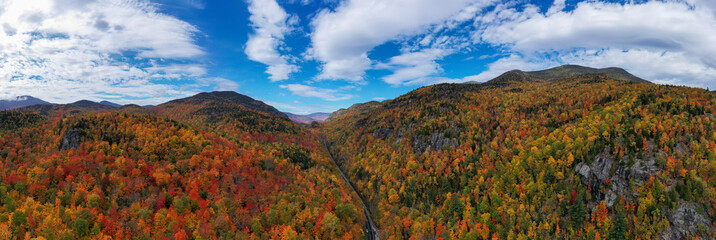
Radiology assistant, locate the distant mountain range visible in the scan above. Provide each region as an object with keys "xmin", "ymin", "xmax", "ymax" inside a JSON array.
[
  {"xmin": 0, "ymin": 96, "xmax": 51, "ymax": 110},
  {"xmin": 99, "ymin": 100, "xmax": 122, "ymax": 107},
  {"xmin": 285, "ymin": 112, "xmax": 331, "ymax": 124},
  {"xmin": 16, "ymin": 99, "xmax": 116, "ymax": 117},
  {"xmin": 0, "ymin": 65, "xmax": 656, "ymax": 118}
]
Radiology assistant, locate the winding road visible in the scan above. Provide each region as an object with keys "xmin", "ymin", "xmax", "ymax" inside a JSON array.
[{"xmin": 321, "ymin": 138, "xmax": 380, "ymax": 240}]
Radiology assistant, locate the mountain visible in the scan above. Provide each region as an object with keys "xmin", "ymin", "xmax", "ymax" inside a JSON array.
[
  {"xmin": 286, "ymin": 112, "xmax": 331, "ymax": 124},
  {"xmin": 486, "ymin": 64, "xmax": 649, "ymax": 86},
  {"xmin": 323, "ymin": 70, "xmax": 714, "ymax": 239},
  {"xmin": 151, "ymin": 91, "xmax": 297, "ymax": 134},
  {"xmin": 326, "ymin": 101, "xmax": 384, "ymax": 122},
  {"xmin": 99, "ymin": 100, "xmax": 122, "ymax": 107},
  {"xmin": 1, "ymin": 94, "xmax": 366, "ymax": 239},
  {"xmin": 161, "ymin": 91, "xmax": 288, "ymax": 119},
  {"xmin": 0, "ymin": 95, "xmax": 52, "ymax": 110},
  {"xmin": 15, "ymin": 99, "xmax": 116, "ymax": 117}
]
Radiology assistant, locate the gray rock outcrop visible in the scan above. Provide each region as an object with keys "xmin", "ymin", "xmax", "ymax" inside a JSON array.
[
  {"xmin": 574, "ymin": 146, "xmax": 659, "ymax": 207},
  {"xmin": 660, "ymin": 202, "xmax": 714, "ymax": 240}
]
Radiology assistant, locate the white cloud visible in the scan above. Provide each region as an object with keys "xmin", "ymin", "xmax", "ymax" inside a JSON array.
[
  {"xmin": 309, "ymin": 0, "xmax": 493, "ymax": 82},
  {"xmin": 197, "ymin": 77, "xmax": 240, "ymax": 91},
  {"xmin": 460, "ymin": 54, "xmax": 558, "ymax": 83},
  {"xmin": 379, "ymin": 48, "xmax": 452, "ymax": 85},
  {"xmin": 546, "ymin": 0, "xmax": 566, "ymax": 16},
  {"xmin": 0, "ymin": 0, "xmax": 226, "ymax": 104},
  {"xmin": 245, "ymin": 0, "xmax": 299, "ymax": 81},
  {"xmin": 279, "ymin": 83, "xmax": 353, "ymax": 101},
  {"xmin": 470, "ymin": 0, "xmax": 716, "ymax": 89}
]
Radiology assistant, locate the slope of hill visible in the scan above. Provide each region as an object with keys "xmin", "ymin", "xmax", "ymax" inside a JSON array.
[
  {"xmin": 1, "ymin": 95, "xmax": 367, "ymax": 238},
  {"xmin": 0, "ymin": 96, "xmax": 52, "ymax": 110},
  {"xmin": 326, "ymin": 101, "xmax": 384, "ymax": 122},
  {"xmin": 0, "ymin": 111, "xmax": 46, "ymax": 131},
  {"xmin": 15, "ymin": 100, "xmax": 116, "ymax": 117},
  {"xmin": 486, "ymin": 64, "xmax": 649, "ymax": 86},
  {"xmin": 323, "ymin": 73, "xmax": 715, "ymax": 239},
  {"xmin": 286, "ymin": 112, "xmax": 331, "ymax": 124}
]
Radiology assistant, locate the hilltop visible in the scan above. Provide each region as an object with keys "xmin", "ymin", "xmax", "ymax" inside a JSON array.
[
  {"xmin": 486, "ymin": 65, "xmax": 649, "ymax": 86},
  {"xmin": 0, "ymin": 96, "xmax": 51, "ymax": 110},
  {"xmin": 15, "ymin": 99, "xmax": 116, "ymax": 117},
  {"xmin": 162, "ymin": 91, "xmax": 288, "ymax": 119}
]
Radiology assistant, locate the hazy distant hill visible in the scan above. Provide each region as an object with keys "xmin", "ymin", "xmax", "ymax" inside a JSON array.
[
  {"xmin": 99, "ymin": 100, "xmax": 122, "ymax": 107},
  {"xmin": 15, "ymin": 99, "xmax": 115, "ymax": 117},
  {"xmin": 286, "ymin": 112, "xmax": 331, "ymax": 124},
  {"xmin": 0, "ymin": 95, "xmax": 51, "ymax": 110}
]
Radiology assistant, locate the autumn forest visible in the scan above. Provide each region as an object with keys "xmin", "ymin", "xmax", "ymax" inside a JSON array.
[{"xmin": 2, "ymin": 68, "xmax": 716, "ymax": 240}]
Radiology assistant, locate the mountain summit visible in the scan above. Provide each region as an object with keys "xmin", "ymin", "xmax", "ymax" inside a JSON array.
[
  {"xmin": 0, "ymin": 95, "xmax": 52, "ymax": 110},
  {"xmin": 487, "ymin": 65, "xmax": 649, "ymax": 85},
  {"xmin": 163, "ymin": 91, "xmax": 288, "ymax": 119}
]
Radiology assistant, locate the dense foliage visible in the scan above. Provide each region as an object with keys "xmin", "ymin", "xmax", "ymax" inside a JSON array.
[
  {"xmin": 0, "ymin": 94, "xmax": 366, "ymax": 239},
  {"xmin": 324, "ymin": 75, "xmax": 716, "ymax": 239}
]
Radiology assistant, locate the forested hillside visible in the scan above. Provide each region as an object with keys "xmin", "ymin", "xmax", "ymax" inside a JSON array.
[
  {"xmin": 324, "ymin": 74, "xmax": 716, "ymax": 239},
  {"xmin": 0, "ymin": 92, "xmax": 366, "ymax": 239}
]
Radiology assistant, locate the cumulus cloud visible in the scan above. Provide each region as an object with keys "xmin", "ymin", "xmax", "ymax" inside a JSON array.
[
  {"xmin": 198, "ymin": 77, "xmax": 240, "ymax": 91},
  {"xmin": 460, "ymin": 54, "xmax": 559, "ymax": 82},
  {"xmin": 0, "ymin": 0, "xmax": 232, "ymax": 104},
  {"xmin": 378, "ymin": 48, "xmax": 453, "ymax": 85},
  {"xmin": 471, "ymin": 0, "xmax": 716, "ymax": 88},
  {"xmin": 279, "ymin": 84, "xmax": 353, "ymax": 101},
  {"xmin": 245, "ymin": 0, "xmax": 299, "ymax": 81},
  {"xmin": 309, "ymin": 0, "xmax": 493, "ymax": 82}
]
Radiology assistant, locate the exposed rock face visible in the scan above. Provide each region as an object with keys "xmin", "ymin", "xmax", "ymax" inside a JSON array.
[
  {"xmin": 577, "ymin": 145, "xmax": 714, "ymax": 238},
  {"xmin": 60, "ymin": 128, "xmax": 82, "ymax": 150},
  {"xmin": 704, "ymin": 113, "xmax": 715, "ymax": 120},
  {"xmin": 574, "ymin": 146, "xmax": 659, "ymax": 207},
  {"xmin": 413, "ymin": 132, "xmax": 458, "ymax": 154},
  {"xmin": 660, "ymin": 202, "xmax": 714, "ymax": 240},
  {"xmin": 373, "ymin": 128, "xmax": 394, "ymax": 140}
]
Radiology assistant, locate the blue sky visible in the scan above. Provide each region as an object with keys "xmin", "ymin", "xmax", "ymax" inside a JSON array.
[{"xmin": 1, "ymin": 0, "xmax": 715, "ymax": 114}]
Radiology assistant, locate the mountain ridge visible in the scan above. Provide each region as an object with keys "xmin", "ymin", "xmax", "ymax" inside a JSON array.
[
  {"xmin": 99, "ymin": 100, "xmax": 122, "ymax": 107},
  {"xmin": 14, "ymin": 99, "xmax": 116, "ymax": 117},
  {"xmin": 161, "ymin": 91, "xmax": 288, "ymax": 119},
  {"xmin": 486, "ymin": 64, "xmax": 649, "ymax": 85}
]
